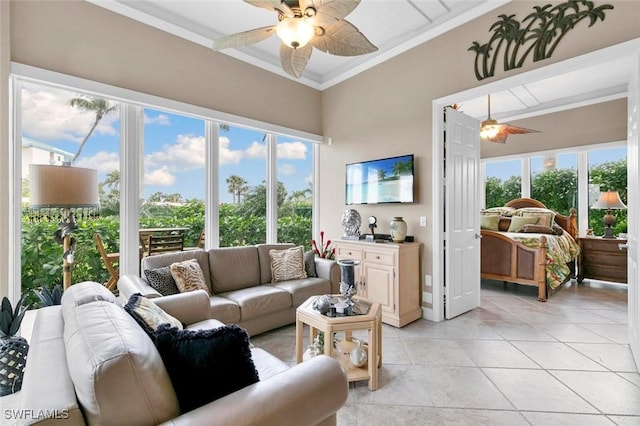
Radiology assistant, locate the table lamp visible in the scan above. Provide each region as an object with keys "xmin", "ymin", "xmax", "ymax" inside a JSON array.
[
  {"xmin": 591, "ymin": 190, "xmax": 627, "ymax": 238},
  {"xmin": 29, "ymin": 165, "xmax": 99, "ymax": 289}
]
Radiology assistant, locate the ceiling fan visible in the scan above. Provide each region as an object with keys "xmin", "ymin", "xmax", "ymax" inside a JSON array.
[
  {"xmin": 480, "ymin": 94, "xmax": 541, "ymax": 143},
  {"xmin": 212, "ymin": 0, "xmax": 378, "ymax": 78}
]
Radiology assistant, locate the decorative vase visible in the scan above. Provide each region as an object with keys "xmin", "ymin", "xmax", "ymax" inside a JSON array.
[
  {"xmin": 389, "ymin": 217, "xmax": 407, "ymax": 243},
  {"xmin": 350, "ymin": 339, "xmax": 368, "ymax": 368}
]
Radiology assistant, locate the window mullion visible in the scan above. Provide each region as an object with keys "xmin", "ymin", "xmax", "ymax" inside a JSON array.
[{"xmin": 266, "ymin": 133, "xmax": 277, "ymax": 243}]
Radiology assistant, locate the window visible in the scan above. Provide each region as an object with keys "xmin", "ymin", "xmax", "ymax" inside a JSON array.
[
  {"xmin": 530, "ymin": 153, "xmax": 577, "ymax": 215},
  {"xmin": 588, "ymin": 146, "xmax": 627, "ymax": 236},
  {"xmin": 277, "ymin": 135, "xmax": 313, "ymax": 249},
  {"xmin": 484, "ymin": 159, "xmax": 521, "ymax": 207}
]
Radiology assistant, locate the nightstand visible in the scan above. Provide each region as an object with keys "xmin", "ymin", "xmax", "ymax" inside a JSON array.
[{"xmin": 577, "ymin": 237, "xmax": 628, "ymax": 284}]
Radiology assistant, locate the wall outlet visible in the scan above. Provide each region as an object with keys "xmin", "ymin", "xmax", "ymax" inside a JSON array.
[{"xmin": 420, "ymin": 216, "xmax": 427, "ymax": 227}]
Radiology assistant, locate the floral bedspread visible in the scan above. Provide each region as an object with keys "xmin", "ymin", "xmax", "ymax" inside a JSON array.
[{"xmin": 503, "ymin": 232, "xmax": 581, "ymax": 289}]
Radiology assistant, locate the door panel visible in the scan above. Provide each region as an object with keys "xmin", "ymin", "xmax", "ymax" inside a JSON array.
[
  {"xmin": 628, "ymin": 54, "xmax": 640, "ymax": 370},
  {"xmin": 445, "ymin": 107, "xmax": 481, "ymax": 319},
  {"xmin": 363, "ymin": 263, "xmax": 395, "ymax": 315}
]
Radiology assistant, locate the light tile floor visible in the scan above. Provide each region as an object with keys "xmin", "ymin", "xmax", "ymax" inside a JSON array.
[{"xmin": 250, "ymin": 279, "xmax": 640, "ymax": 425}]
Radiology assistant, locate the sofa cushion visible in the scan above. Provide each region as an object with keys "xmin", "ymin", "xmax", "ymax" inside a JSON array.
[
  {"xmin": 142, "ymin": 250, "xmax": 212, "ymax": 291},
  {"xmin": 269, "ymin": 246, "xmax": 307, "ymax": 283},
  {"xmin": 273, "ymin": 277, "xmax": 332, "ymax": 306},
  {"xmin": 61, "ymin": 280, "xmax": 117, "ymax": 308},
  {"xmin": 154, "ymin": 324, "xmax": 259, "ymax": 413},
  {"xmin": 124, "ymin": 293, "xmax": 184, "ymax": 335},
  {"xmin": 144, "ymin": 266, "xmax": 180, "ymax": 296},
  {"xmin": 62, "ymin": 297, "xmax": 180, "ymax": 426},
  {"xmin": 209, "ymin": 246, "xmax": 261, "ymax": 293},
  {"xmin": 251, "ymin": 347, "xmax": 289, "ymax": 380},
  {"xmin": 219, "ymin": 286, "xmax": 292, "ymax": 321},
  {"xmin": 256, "ymin": 243, "xmax": 295, "ymax": 284},
  {"xmin": 170, "ymin": 259, "xmax": 210, "ymax": 295},
  {"xmin": 209, "ymin": 296, "xmax": 242, "ymax": 324}
]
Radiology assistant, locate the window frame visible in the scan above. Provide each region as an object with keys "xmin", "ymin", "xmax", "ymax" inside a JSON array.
[{"xmin": 10, "ymin": 63, "xmax": 322, "ymax": 297}]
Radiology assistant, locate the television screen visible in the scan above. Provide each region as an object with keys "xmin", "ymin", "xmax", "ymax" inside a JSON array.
[{"xmin": 345, "ymin": 154, "xmax": 414, "ymax": 205}]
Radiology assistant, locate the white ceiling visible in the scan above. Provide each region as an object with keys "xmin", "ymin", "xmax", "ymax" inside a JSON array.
[{"xmin": 89, "ymin": 0, "xmax": 631, "ymax": 120}]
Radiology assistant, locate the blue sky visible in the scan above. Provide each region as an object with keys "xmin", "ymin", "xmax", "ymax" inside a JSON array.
[
  {"xmin": 486, "ymin": 147, "xmax": 626, "ymax": 181},
  {"xmin": 21, "ymin": 82, "xmax": 313, "ymax": 203}
]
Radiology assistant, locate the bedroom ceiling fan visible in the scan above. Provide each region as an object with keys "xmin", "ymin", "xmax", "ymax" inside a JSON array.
[
  {"xmin": 212, "ymin": 0, "xmax": 378, "ymax": 78},
  {"xmin": 480, "ymin": 94, "xmax": 541, "ymax": 143}
]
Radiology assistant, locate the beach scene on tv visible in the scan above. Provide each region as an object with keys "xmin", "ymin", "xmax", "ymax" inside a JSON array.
[{"xmin": 346, "ymin": 155, "xmax": 414, "ymax": 204}]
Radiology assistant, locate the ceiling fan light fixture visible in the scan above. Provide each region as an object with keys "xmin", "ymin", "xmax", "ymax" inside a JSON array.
[
  {"xmin": 276, "ymin": 17, "xmax": 314, "ymax": 49},
  {"xmin": 480, "ymin": 119, "xmax": 500, "ymax": 140}
]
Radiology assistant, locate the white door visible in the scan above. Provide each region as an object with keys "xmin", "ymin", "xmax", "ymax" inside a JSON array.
[
  {"xmin": 628, "ymin": 54, "xmax": 640, "ymax": 369},
  {"xmin": 444, "ymin": 107, "xmax": 481, "ymax": 319}
]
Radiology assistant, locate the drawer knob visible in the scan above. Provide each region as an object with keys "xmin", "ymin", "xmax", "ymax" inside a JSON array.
[
  {"xmin": 348, "ymin": 251, "xmax": 352, "ymax": 255},
  {"xmin": 376, "ymin": 255, "xmax": 380, "ymax": 259}
]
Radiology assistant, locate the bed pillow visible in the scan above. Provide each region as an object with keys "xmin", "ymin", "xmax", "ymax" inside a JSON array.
[
  {"xmin": 521, "ymin": 224, "xmax": 556, "ymax": 235},
  {"xmin": 170, "ymin": 259, "xmax": 210, "ymax": 295},
  {"xmin": 269, "ymin": 246, "xmax": 307, "ymax": 283},
  {"xmin": 154, "ymin": 324, "xmax": 259, "ymax": 413},
  {"xmin": 514, "ymin": 208, "xmax": 556, "ymax": 228},
  {"xmin": 480, "ymin": 215, "xmax": 500, "ymax": 231},
  {"xmin": 483, "ymin": 206, "xmax": 516, "ymax": 217},
  {"xmin": 507, "ymin": 216, "xmax": 540, "ymax": 232}
]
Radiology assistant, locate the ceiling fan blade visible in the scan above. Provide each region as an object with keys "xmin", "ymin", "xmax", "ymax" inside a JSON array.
[
  {"xmin": 280, "ymin": 43, "xmax": 312, "ymax": 78},
  {"xmin": 212, "ymin": 26, "xmax": 276, "ymax": 51},
  {"xmin": 503, "ymin": 125, "xmax": 541, "ymax": 135},
  {"xmin": 311, "ymin": 20, "xmax": 377, "ymax": 57},
  {"xmin": 244, "ymin": 0, "xmax": 294, "ymax": 17},
  {"xmin": 301, "ymin": 0, "xmax": 360, "ymax": 28}
]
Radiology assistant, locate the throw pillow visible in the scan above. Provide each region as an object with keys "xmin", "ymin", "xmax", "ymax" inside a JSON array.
[
  {"xmin": 521, "ymin": 224, "xmax": 556, "ymax": 235},
  {"xmin": 270, "ymin": 246, "xmax": 307, "ymax": 283},
  {"xmin": 514, "ymin": 207, "xmax": 556, "ymax": 228},
  {"xmin": 154, "ymin": 324, "xmax": 260, "ymax": 413},
  {"xmin": 507, "ymin": 216, "xmax": 539, "ymax": 233},
  {"xmin": 124, "ymin": 293, "xmax": 183, "ymax": 335},
  {"xmin": 304, "ymin": 250, "xmax": 317, "ymax": 278},
  {"xmin": 480, "ymin": 215, "xmax": 500, "ymax": 231},
  {"xmin": 144, "ymin": 266, "xmax": 180, "ymax": 296},
  {"xmin": 170, "ymin": 259, "xmax": 210, "ymax": 295}
]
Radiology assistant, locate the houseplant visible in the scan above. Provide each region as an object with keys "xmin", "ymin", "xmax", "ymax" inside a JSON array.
[
  {"xmin": 0, "ymin": 294, "xmax": 30, "ymax": 395},
  {"xmin": 34, "ymin": 284, "xmax": 63, "ymax": 307}
]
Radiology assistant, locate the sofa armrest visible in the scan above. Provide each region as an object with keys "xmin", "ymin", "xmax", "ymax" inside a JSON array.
[
  {"xmin": 315, "ymin": 258, "xmax": 340, "ymax": 294},
  {"xmin": 118, "ymin": 274, "xmax": 162, "ymax": 300},
  {"xmin": 152, "ymin": 290, "xmax": 211, "ymax": 326},
  {"xmin": 162, "ymin": 355, "xmax": 348, "ymax": 426}
]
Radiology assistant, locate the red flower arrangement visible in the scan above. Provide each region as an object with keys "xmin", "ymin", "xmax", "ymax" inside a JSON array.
[{"xmin": 312, "ymin": 231, "xmax": 335, "ymax": 259}]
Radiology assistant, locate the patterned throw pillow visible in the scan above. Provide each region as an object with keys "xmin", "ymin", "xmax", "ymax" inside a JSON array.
[
  {"xmin": 124, "ymin": 293, "xmax": 183, "ymax": 335},
  {"xmin": 514, "ymin": 207, "xmax": 556, "ymax": 228},
  {"xmin": 270, "ymin": 246, "xmax": 307, "ymax": 283},
  {"xmin": 304, "ymin": 250, "xmax": 317, "ymax": 278},
  {"xmin": 170, "ymin": 259, "xmax": 210, "ymax": 295},
  {"xmin": 144, "ymin": 266, "xmax": 180, "ymax": 296},
  {"xmin": 480, "ymin": 215, "xmax": 500, "ymax": 231}
]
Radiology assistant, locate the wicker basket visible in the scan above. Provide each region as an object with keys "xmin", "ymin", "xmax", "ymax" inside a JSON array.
[{"xmin": 0, "ymin": 336, "xmax": 29, "ymax": 396}]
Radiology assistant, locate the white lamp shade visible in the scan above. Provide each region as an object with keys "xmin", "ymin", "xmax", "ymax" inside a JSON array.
[
  {"xmin": 29, "ymin": 164, "xmax": 99, "ymax": 208},
  {"xmin": 592, "ymin": 190, "xmax": 627, "ymax": 210}
]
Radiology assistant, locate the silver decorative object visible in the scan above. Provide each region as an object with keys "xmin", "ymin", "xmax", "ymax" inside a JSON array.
[
  {"xmin": 312, "ymin": 295, "xmax": 333, "ymax": 314},
  {"xmin": 350, "ymin": 339, "xmax": 368, "ymax": 368},
  {"xmin": 341, "ymin": 209, "xmax": 362, "ymax": 240}
]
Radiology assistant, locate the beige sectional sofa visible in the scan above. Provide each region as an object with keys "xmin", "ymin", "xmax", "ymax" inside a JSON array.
[
  {"xmin": 17, "ymin": 281, "xmax": 348, "ymax": 425},
  {"xmin": 118, "ymin": 244, "xmax": 340, "ymax": 336}
]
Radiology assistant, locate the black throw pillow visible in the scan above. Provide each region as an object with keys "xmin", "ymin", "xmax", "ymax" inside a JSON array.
[
  {"xmin": 154, "ymin": 324, "xmax": 260, "ymax": 413},
  {"xmin": 144, "ymin": 266, "xmax": 180, "ymax": 296},
  {"xmin": 304, "ymin": 250, "xmax": 317, "ymax": 278}
]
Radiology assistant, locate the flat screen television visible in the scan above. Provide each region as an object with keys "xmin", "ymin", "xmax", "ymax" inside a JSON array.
[{"xmin": 345, "ymin": 154, "xmax": 414, "ymax": 205}]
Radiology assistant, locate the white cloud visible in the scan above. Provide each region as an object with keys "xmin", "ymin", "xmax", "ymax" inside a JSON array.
[
  {"xmin": 144, "ymin": 113, "xmax": 170, "ymax": 125},
  {"xmin": 245, "ymin": 141, "xmax": 266, "ymax": 159},
  {"xmin": 75, "ymin": 151, "xmax": 120, "ymax": 174},
  {"xmin": 278, "ymin": 163, "xmax": 296, "ymax": 176},
  {"xmin": 21, "ymin": 83, "xmax": 119, "ymax": 143},
  {"xmin": 145, "ymin": 134, "xmax": 205, "ymax": 171},
  {"xmin": 145, "ymin": 166, "xmax": 176, "ymax": 186},
  {"xmin": 219, "ymin": 137, "xmax": 244, "ymax": 164},
  {"xmin": 277, "ymin": 141, "xmax": 307, "ymax": 159}
]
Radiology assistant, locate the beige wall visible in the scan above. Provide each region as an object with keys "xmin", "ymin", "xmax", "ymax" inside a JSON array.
[
  {"xmin": 481, "ymin": 99, "xmax": 628, "ymax": 158},
  {"xmin": 320, "ymin": 1, "xmax": 640, "ymax": 308}
]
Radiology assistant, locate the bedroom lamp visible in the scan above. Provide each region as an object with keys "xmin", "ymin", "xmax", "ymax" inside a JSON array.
[
  {"xmin": 592, "ymin": 190, "xmax": 627, "ymax": 238},
  {"xmin": 29, "ymin": 165, "xmax": 99, "ymax": 290}
]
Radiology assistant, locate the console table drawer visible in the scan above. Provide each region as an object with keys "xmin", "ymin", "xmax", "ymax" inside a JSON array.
[
  {"xmin": 580, "ymin": 238, "xmax": 625, "ymax": 253},
  {"xmin": 336, "ymin": 246, "xmax": 362, "ymax": 260},
  {"xmin": 364, "ymin": 250, "xmax": 394, "ymax": 266}
]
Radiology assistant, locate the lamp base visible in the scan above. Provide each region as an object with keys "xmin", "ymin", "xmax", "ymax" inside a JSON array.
[{"xmin": 602, "ymin": 226, "xmax": 616, "ymax": 238}]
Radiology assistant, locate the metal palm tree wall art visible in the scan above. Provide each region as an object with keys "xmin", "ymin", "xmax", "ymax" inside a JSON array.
[
  {"xmin": 469, "ymin": 1, "xmax": 614, "ymax": 81},
  {"xmin": 212, "ymin": 0, "xmax": 377, "ymax": 78}
]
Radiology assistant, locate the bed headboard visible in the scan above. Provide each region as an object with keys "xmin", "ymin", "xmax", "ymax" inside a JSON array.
[{"xmin": 504, "ymin": 198, "xmax": 578, "ymax": 239}]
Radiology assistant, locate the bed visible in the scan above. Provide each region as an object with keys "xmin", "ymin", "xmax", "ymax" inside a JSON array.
[{"xmin": 480, "ymin": 198, "xmax": 579, "ymax": 302}]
